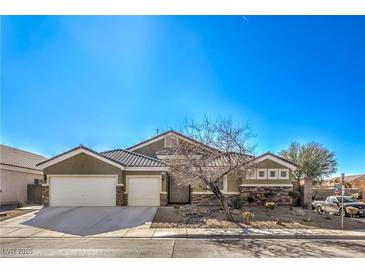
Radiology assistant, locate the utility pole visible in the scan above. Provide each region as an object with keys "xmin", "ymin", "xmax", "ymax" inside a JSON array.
[{"xmin": 341, "ymin": 173, "xmax": 345, "ymax": 229}]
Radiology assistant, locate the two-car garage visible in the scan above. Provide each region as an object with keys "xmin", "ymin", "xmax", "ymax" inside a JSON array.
[
  {"xmin": 48, "ymin": 175, "xmax": 161, "ymax": 207},
  {"xmin": 49, "ymin": 175, "xmax": 117, "ymax": 206},
  {"xmin": 38, "ymin": 146, "xmax": 167, "ymax": 207}
]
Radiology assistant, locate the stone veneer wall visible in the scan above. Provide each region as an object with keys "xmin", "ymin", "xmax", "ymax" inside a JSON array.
[
  {"xmin": 239, "ymin": 185, "xmax": 292, "ymax": 206},
  {"xmin": 116, "ymin": 185, "xmax": 124, "ymax": 206},
  {"xmin": 191, "ymin": 194, "xmax": 240, "ymax": 206},
  {"xmin": 160, "ymin": 193, "xmax": 168, "ymax": 206},
  {"xmin": 42, "ymin": 185, "xmax": 49, "ymax": 207},
  {"xmin": 122, "ymin": 194, "xmax": 128, "ymax": 206}
]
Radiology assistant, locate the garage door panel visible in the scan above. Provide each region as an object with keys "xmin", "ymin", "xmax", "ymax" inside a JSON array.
[
  {"xmin": 128, "ymin": 177, "xmax": 160, "ymax": 206},
  {"xmin": 50, "ymin": 176, "xmax": 116, "ymax": 206}
]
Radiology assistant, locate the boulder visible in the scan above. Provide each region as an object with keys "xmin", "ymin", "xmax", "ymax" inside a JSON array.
[{"xmin": 290, "ymin": 207, "xmax": 306, "ymax": 216}]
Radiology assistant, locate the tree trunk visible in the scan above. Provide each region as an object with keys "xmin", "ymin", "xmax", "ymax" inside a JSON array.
[
  {"xmin": 208, "ymin": 182, "xmax": 234, "ymax": 221},
  {"xmin": 220, "ymin": 195, "xmax": 234, "ymax": 221}
]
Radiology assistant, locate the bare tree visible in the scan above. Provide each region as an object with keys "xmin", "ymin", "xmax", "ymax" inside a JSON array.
[{"xmin": 167, "ymin": 117, "xmax": 255, "ymax": 221}]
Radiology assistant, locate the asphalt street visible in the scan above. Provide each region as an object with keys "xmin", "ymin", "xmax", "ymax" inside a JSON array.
[{"xmin": 1, "ymin": 238, "xmax": 365, "ymax": 258}]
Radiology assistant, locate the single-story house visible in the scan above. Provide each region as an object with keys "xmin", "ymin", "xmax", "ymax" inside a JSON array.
[
  {"xmin": 37, "ymin": 130, "xmax": 297, "ymax": 207},
  {"xmin": 0, "ymin": 144, "xmax": 47, "ymax": 204}
]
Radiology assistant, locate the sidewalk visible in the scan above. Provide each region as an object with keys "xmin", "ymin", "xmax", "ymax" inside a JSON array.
[{"xmin": 1, "ymin": 227, "xmax": 365, "ymax": 239}]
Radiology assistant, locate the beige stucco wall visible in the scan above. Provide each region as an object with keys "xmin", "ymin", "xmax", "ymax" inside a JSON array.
[
  {"xmin": 133, "ymin": 139, "xmax": 165, "ymax": 158},
  {"xmin": 0, "ymin": 168, "xmax": 43, "ymax": 203},
  {"xmin": 43, "ymin": 153, "xmax": 123, "ymax": 185}
]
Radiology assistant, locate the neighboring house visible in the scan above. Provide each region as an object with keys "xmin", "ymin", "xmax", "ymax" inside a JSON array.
[
  {"xmin": 324, "ymin": 174, "xmax": 365, "ymax": 188},
  {"xmin": 325, "ymin": 174, "xmax": 365, "ymax": 200},
  {"xmin": 0, "ymin": 144, "xmax": 47, "ymax": 204},
  {"xmin": 37, "ymin": 130, "xmax": 297, "ymax": 207}
]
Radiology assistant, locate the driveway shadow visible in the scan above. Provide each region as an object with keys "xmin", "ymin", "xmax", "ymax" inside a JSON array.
[{"xmin": 22, "ymin": 207, "xmax": 157, "ymax": 236}]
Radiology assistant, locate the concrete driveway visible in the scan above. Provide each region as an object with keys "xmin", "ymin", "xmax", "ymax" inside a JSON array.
[{"xmin": 0, "ymin": 207, "xmax": 157, "ymax": 237}]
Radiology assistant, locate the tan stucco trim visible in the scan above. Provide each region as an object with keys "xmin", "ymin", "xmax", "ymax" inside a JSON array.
[{"xmin": 250, "ymin": 154, "xmax": 297, "ymax": 170}]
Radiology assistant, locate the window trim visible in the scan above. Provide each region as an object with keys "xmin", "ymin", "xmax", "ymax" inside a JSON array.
[
  {"xmin": 268, "ymin": 169, "xmax": 278, "ymax": 180},
  {"xmin": 278, "ymin": 169, "xmax": 289, "ymax": 179},
  {"xmin": 257, "ymin": 169, "xmax": 267, "ymax": 180}
]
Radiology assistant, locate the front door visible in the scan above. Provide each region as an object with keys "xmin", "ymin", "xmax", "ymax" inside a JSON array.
[{"xmin": 168, "ymin": 175, "xmax": 190, "ymax": 204}]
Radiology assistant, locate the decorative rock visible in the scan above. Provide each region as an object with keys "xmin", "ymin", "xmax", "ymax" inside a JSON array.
[{"xmin": 290, "ymin": 207, "xmax": 306, "ymax": 216}]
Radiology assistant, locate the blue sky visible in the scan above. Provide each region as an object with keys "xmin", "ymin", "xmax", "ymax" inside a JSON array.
[{"xmin": 1, "ymin": 16, "xmax": 364, "ymax": 176}]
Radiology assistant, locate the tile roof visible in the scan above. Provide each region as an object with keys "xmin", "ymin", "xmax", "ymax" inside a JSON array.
[
  {"xmin": 37, "ymin": 145, "xmax": 166, "ymax": 168},
  {"xmin": 101, "ymin": 149, "xmax": 166, "ymax": 167},
  {"xmin": 0, "ymin": 144, "xmax": 47, "ymax": 171}
]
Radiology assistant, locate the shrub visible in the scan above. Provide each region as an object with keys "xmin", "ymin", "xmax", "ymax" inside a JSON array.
[
  {"xmin": 242, "ymin": 211, "xmax": 255, "ymax": 225},
  {"xmin": 265, "ymin": 202, "xmax": 277, "ymax": 216},
  {"xmin": 230, "ymin": 196, "xmax": 243, "ymax": 210},
  {"xmin": 264, "ymin": 192, "xmax": 275, "ymax": 198},
  {"xmin": 288, "ymin": 191, "xmax": 300, "ymax": 206},
  {"xmin": 265, "ymin": 202, "xmax": 277, "ymax": 210},
  {"xmin": 16, "ymin": 200, "xmax": 24, "ymax": 208},
  {"xmin": 352, "ymin": 193, "xmax": 360, "ymax": 200},
  {"xmin": 247, "ymin": 196, "xmax": 255, "ymax": 206}
]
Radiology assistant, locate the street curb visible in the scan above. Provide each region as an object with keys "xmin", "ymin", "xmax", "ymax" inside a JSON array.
[{"xmin": 2, "ymin": 235, "xmax": 365, "ymax": 240}]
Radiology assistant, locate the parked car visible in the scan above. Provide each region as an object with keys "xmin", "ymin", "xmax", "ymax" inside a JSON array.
[{"xmin": 312, "ymin": 196, "xmax": 365, "ymax": 217}]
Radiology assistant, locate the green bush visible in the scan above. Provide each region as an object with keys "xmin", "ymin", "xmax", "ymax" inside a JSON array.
[
  {"xmin": 288, "ymin": 191, "xmax": 301, "ymax": 206},
  {"xmin": 352, "ymin": 193, "xmax": 360, "ymax": 200},
  {"xmin": 16, "ymin": 200, "xmax": 24, "ymax": 208},
  {"xmin": 265, "ymin": 202, "xmax": 277, "ymax": 216},
  {"xmin": 265, "ymin": 202, "xmax": 277, "ymax": 210},
  {"xmin": 230, "ymin": 196, "xmax": 243, "ymax": 210},
  {"xmin": 247, "ymin": 196, "xmax": 255, "ymax": 205}
]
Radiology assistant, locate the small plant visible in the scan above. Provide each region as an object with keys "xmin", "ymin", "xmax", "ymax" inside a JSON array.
[
  {"xmin": 16, "ymin": 200, "xmax": 24, "ymax": 208},
  {"xmin": 242, "ymin": 211, "xmax": 255, "ymax": 225},
  {"xmin": 288, "ymin": 191, "xmax": 301, "ymax": 206},
  {"xmin": 352, "ymin": 193, "xmax": 360, "ymax": 200},
  {"xmin": 230, "ymin": 196, "xmax": 243, "ymax": 210},
  {"xmin": 265, "ymin": 202, "xmax": 277, "ymax": 216},
  {"xmin": 246, "ymin": 196, "xmax": 255, "ymax": 206}
]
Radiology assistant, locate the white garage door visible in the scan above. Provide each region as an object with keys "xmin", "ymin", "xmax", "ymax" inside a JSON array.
[
  {"xmin": 128, "ymin": 176, "xmax": 161, "ymax": 206},
  {"xmin": 49, "ymin": 175, "xmax": 117, "ymax": 206}
]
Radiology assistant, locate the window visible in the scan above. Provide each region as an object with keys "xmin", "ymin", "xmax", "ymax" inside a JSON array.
[
  {"xmin": 257, "ymin": 169, "xmax": 267, "ymax": 179},
  {"xmin": 246, "ymin": 169, "xmax": 256, "ymax": 179},
  {"xmin": 268, "ymin": 169, "xmax": 278, "ymax": 179},
  {"xmin": 278, "ymin": 169, "xmax": 289, "ymax": 179}
]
